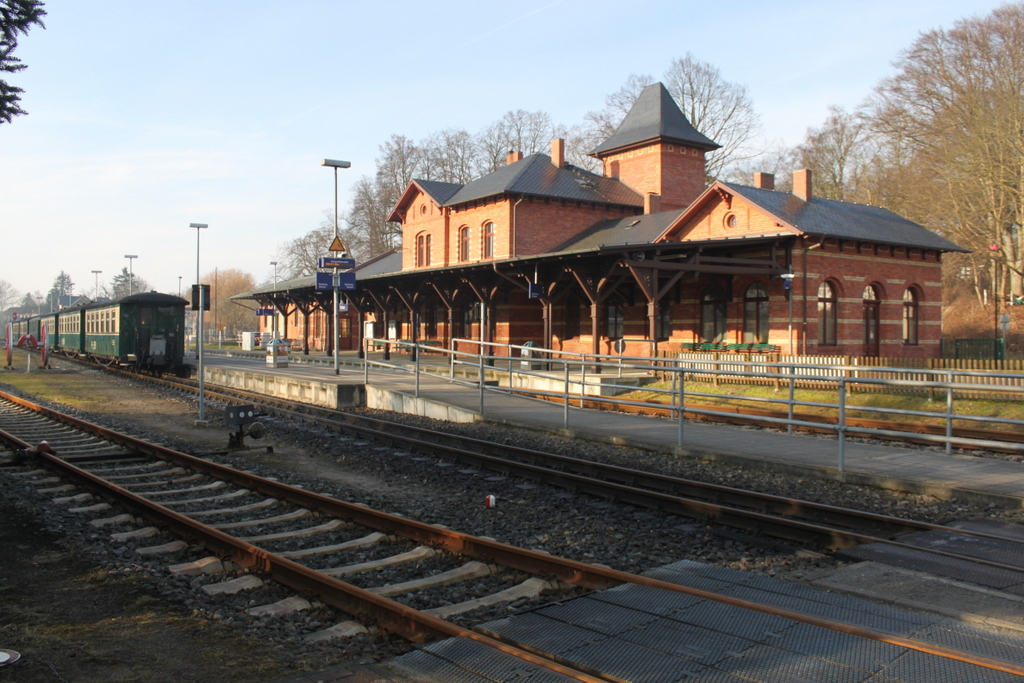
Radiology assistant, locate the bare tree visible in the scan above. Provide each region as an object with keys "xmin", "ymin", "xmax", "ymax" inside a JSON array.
[
  {"xmin": 793, "ymin": 106, "xmax": 866, "ymax": 201},
  {"xmin": 476, "ymin": 109, "xmax": 555, "ymax": 174},
  {"xmin": 662, "ymin": 54, "xmax": 761, "ymax": 179},
  {"xmin": 0, "ymin": 278, "xmax": 19, "ymax": 313},
  {"xmin": 345, "ymin": 175, "xmax": 402, "ymax": 258},
  {"xmin": 582, "ymin": 73, "xmax": 654, "ymax": 140},
  {"xmin": 865, "ymin": 3, "xmax": 1024, "ymax": 296},
  {"xmin": 205, "ymin": 268, "xmax": 256, "ymax": 336},
  {"xmin": 375, "ymin": 134, "xmax": 424, "ymax": 198},
  {"xmin": 277, "ymin": 217, "xmax": 336, "ymax": 278},
  {"xmin": 722, "ymin": 143, "xmax": 797, "ymax": 191},
  {"xmin": 420, "ymin": 128, "xmax": 479, "ymax": 183},
  {"xmin": 578, "ymin": 59, "xmax": 761, "ymax": 180}
]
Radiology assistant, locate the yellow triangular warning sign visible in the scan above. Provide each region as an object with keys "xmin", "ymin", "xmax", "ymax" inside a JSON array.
[{"xmin": 328, "ymin": 236, "xmax": 346, "ymax": 253}]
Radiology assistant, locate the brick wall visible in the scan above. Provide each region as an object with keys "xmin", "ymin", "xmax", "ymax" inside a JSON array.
[{"xmin": 602, "ymin": 142, "xmax": 707, "ymax": 212}]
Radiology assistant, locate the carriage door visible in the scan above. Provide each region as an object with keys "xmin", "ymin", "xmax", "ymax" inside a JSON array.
[{"xmin": 862, "ymin": 285, "xmax": 880, "ymax": 357}]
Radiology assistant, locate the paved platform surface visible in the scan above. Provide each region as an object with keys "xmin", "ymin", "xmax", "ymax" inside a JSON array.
[
  {"xmin": 199, "ymin": 350, "xmax": 1024, "ymax": 507},
  {"xmin": 277, "ymin": 560, "xmax": 1024, "ymax": 682}
]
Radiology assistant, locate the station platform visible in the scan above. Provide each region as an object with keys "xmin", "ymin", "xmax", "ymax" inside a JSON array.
[{"xmin": 197, "ymin": 350, "xmax": 1024, "ymax": 508}]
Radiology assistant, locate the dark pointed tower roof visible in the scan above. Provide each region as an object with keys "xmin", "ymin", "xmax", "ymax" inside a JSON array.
[{"xmin": 590, "ymin": 82, "xmax": 720, "ymax": 156}]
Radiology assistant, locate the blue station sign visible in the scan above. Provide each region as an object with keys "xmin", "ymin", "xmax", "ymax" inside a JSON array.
[
  {"xmin": 318, "ymin": 257, "xmax": 355, "ymax": 269},
  {"xmin": 315, "ymin": 272, "xmax": 357, "ymax": 291}
]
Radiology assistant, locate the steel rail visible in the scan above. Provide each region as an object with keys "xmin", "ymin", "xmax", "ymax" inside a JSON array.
[
  {"xmin": 5, "ymin": 402, "xmax": 1024, "ymax": 676},
  {"xmin": 138, "ymin": 378, "xmax": 1024, "ymax": 553},
  {"xmin": 51, "ymin": 373, "xmax": 1024, "ymax": 568}
]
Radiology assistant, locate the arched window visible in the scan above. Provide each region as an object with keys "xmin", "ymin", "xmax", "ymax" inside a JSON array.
[
  {"xmin": 700, "ymin": 283, "xmax": 728, "ymax": 342},
  {"xmin": 903, "ymin": 288, "xmax": 919, "ymax": 345},
  {"xmin": 742, "ymin": 282, "xmax": 769, "ymax": 343},
  {"xmin": 817, "ymin": 281, "xmax": 838, "ymax": 346},
  {"xmin": 863, "ymin": 284, "xmax": 881, "ymax": 356},
  {"xmin": 483, "ymin": 222, "xmax": 496, "ymax": 259},
  {"xmin": 459, "ymin": 227, "xmax": 471, "ymax": 261},
  {"xmin": 415, "ymin": 233, "xmax": 432, "ymax": 267}
]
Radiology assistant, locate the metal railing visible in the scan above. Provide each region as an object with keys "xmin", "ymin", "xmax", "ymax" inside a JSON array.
[{"xmin": 360, "ymin": 337, "xmax": 1024, "ymax": 471}]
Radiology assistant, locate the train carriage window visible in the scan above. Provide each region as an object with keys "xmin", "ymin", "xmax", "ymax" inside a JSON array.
[{"xmin": 140, "ymin": 307, "xmax": 153, "ymax": 325}]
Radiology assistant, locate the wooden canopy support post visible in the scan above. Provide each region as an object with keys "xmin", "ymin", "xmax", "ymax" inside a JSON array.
[
  {"xmin": 429, "ymin": 281, "xmax": 459, "ymax": 354},
  {"xmin": 365, "ymin": 289, "xmax": 395, "ymax": 360},
  {"xmin": 392, "ymin": 284, "xmax": 423, "ymax": 361},
  {"xmin": 461, "ymin": 275, "xmax": 505, "ymax": 357},
  {"xmin": 626, "ymin": 259, "xmax": 684, "ymax": 358},
  {"xmin": 567, "ymin": 259, "xmax": 628, "ymax": 373}
]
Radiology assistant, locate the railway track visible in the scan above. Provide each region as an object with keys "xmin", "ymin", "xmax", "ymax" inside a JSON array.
[
  {"xmin": 104, "ymin": 373, "xmax": 1024, "ymax": 567},
  {"xmin": 5, "ymin": 390, "xmax": 1024, "ymax": 679}
]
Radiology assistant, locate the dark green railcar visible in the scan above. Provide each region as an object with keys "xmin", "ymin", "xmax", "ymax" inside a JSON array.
[
  {"xmin": 57, "ymin": 302, "xmax": 88, "ymax": 354},
  {"xmin": 37, "ymin": 313, "xmax": 57, "ymax": 347},
  {"xmin": 84, "ymin": 292, "xmax": 188, "ymax": 371}
]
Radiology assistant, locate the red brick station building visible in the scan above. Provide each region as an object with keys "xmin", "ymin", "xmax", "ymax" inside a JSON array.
[{"xmin": 239, "ymin": 83, "xmax": 965, "ymax": 360}]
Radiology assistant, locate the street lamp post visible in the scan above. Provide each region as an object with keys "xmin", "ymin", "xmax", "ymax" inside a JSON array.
[
  {"xmin": 322, "ymin": 158, "xmax": 351, "ymax": 375},
  {"xmin": 91, "ymin": 270, "xmax": 102, "ymax": 300},
  {"xmin": 781, "ymin": 273, "xmax": 795, "ymax": 355},
  {"xmin": 124, "ymin": 255, "xmax": 138, "ymax": 296},
  {"xmin": 269, "ymin": 261, "xmax": 278, "ymax": 341},
  {"xmin": 189, "ymin": 223, "xmax": 208, "ymax": 425}
]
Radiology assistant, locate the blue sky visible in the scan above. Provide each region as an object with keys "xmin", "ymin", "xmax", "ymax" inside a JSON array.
[{"xmin": 0, "ymin": 0, "xmax": 1008, "ymax": 301}]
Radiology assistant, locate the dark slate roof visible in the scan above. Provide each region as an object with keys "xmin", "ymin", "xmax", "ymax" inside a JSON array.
[
  {"xmin": 353, "ymin": 249, "xmax": 402, "ymax": 278},
  {"xmin": 590, "ymin": 82, "xmax": 720, "ymax": 156},
  {"xmin": 722, "ymin": 183, "xmax": 968, "ymax": 252},
  {"xmin": 241, "ymin": 275, "xmax": 315, "ymax": 297},
  {"xmin": 432, "ymin": 154, "xmax": 643, "ymax": 208},
  {"xmin": 414, "ymin": 179, "xmax": 463, "ymax": 206},
  {"xmin": 553, "ymin": 210, "xmax": 685, "ymax": 253}
]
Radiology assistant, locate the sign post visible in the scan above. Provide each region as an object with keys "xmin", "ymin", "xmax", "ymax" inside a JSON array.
[{"xmin": 326, "ymin": 242, "xmax": 349, "ymax": 375}]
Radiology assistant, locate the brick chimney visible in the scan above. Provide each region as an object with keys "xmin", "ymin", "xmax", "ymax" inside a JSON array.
[
  {"xmin": 551, "ymin": 138, "xmax": 565, "ymax": 168},
  {"xmin": 793, "ymin": 168, "xmax": 812, "ymax": 201},
  {"xmin": 506, "ymin": 151, "xmax": 523, "ymax": 165},
  {"xmin": 644, "ymin": 193, "xmax": 661, "ymax": 214},
  {"xmin": 753, "ymin": 172, "xmax": 775, "ymax": 190}
]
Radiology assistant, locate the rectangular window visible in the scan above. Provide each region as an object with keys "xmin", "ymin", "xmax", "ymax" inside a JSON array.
[
  {"xmin": 656, "ymin": 304, "xmax": 671, "ymax": 341},
  {"xmin": 606, "ymin": 304, "xmax": 624, "ymax": 339},
  {"xmin": 564, "ymin": 300, "xmax": 581, "ymax": 339}
]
